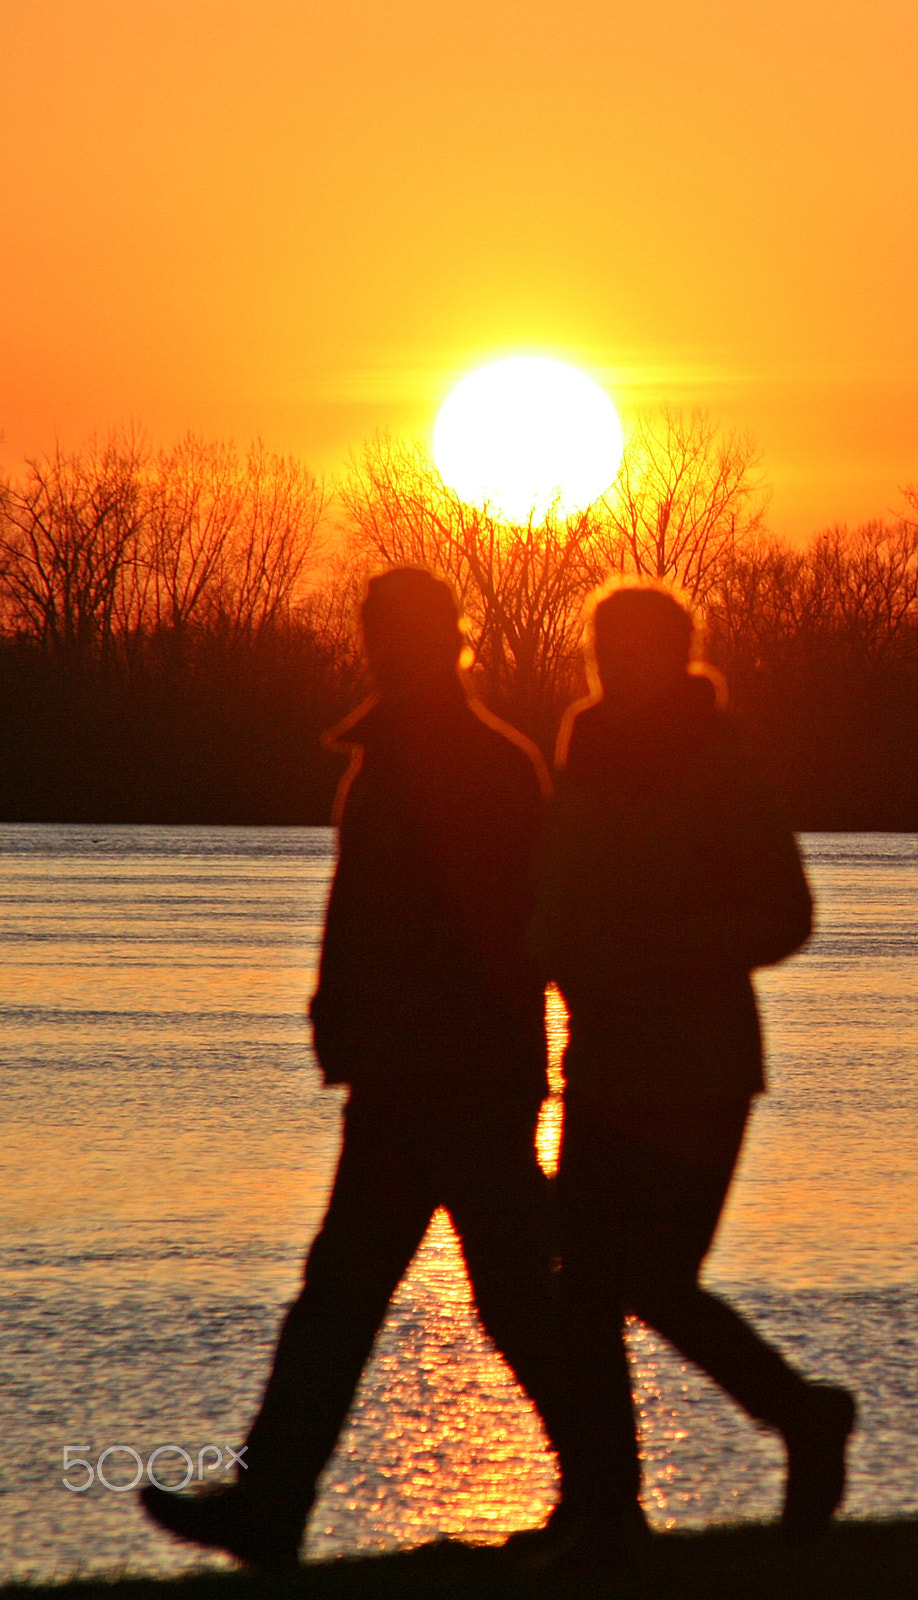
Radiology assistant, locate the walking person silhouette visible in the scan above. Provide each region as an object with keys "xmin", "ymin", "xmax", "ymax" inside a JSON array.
[
  {"xmin": 530, "ymin": 581, "xmax": 856, "ymax": 1550},
  {"xmin": 142, "ymin": 566, "xmax": 577, "ymax": 1569}
]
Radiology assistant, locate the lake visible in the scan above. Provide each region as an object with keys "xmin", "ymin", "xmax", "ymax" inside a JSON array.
[{"xmin": 0, "ymin": 826, "xmax": 916, "ymax": 1579}]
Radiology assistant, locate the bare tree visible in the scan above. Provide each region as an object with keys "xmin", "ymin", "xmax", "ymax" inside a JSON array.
[
  {"xmin": 808, "ymin": 520, "xmax": 918, "ymax": 666},
  {"xmin": 706, "ymin": 515, "xmax": 918, "ymax": 715},
  {"xmin": 0, "ymin": 431, "xmax": 148, "ymax": 659},
  {"xmin": 145, "ymin": 435, "xmax": 242, "ymax": 643},
  {"xmin": 340, "ymin": 433, "xmax": 598, "ymax": 739},
  {"xmin": 0, "ymin": 430, "xmax": 326, "ymax": 660},
  {"xmin": 299, "ymin": 548, "xmax": 365, "ymax": 669},
  {"xmin": 216, "ymin": 442, "xmax": 324, "ymax": 642},
  {"xmin": 592, "ymin": 407, "xmax": 769, "ymax": 604},
  {"xmin": 144, "ymin": 436, "xmax": 324, "ymax": 647},
  {"xmin": 706, "ymin": 537, "xmax": 809, "ymax": 672}
]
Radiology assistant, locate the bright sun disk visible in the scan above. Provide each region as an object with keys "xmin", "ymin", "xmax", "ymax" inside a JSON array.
[{"xmin": 433, "ymin": 356, "xmax": 623, "ymax": 521}]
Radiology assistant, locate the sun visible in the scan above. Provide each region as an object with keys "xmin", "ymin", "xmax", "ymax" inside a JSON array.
[{"xmin": 433, "ymin": 356, "xmax": 624, "ymax": 521}]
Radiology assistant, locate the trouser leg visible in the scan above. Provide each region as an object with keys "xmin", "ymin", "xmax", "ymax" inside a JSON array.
[
  {"xmin": 243, "ymin": 1098, "xmax": 431, "ymax": 1523},
  {"xmin": 633, "ymin": 1279, "xmax": 812, "ymax": 1432},
  {"xmin": 553, "ymin": 1112, "xmax": 642, "ymax": 1525},
  {"xmin": 448, "ymin": 1099, "xmax": 641, "ymax": 1535},
  {"xmin": 613, "ymin": 1103, "xmax": 811, "ymax": 1435},
  {"xmin": 448, "ymin": 1116, "xmax": 572, "ymax": 1464}
]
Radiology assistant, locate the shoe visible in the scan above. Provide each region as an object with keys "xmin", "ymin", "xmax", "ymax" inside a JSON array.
[
  {"xmin": 502, "ymin": 1505, "xmax": 587, "ymax": 1572},
  {"xmin": 781, "ymin": 1383, "xmax": 857, "ymax": 1542},
  {"xmin": 503, "ymin": 1499, "xmax": 650, "ymax": 1576},
  {"xmin": 139, "ymin": 1482, "xmax": 301, "ymax": 1571}
]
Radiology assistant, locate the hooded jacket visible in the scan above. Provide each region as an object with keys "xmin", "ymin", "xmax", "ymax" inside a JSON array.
[{"xmin": 530, "ymin": 675, "xmax": 813, "ymax": 1102}]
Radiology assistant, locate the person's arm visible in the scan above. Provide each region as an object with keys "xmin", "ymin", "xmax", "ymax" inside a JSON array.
[
  {"xmin": 308, "ymin": 773, "xmax": 389, "ymax": 1085},
  {"xmin": 677, "ymin": 730, "xmax": 813, "ymax": 973},
  {"xmin": 720, "ymin": 777, "xmax": 813, "ymax": 970}
]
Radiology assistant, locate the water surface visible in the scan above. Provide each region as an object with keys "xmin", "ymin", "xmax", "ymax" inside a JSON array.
[{"xmin": 0, "ymin": 826, "xmax": 915, "ymax": 1578}]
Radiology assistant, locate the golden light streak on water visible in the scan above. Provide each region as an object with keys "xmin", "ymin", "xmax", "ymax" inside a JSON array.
[{"xmin": 535, "ymin": 985, "xmax": 567, "ymax": 1176}]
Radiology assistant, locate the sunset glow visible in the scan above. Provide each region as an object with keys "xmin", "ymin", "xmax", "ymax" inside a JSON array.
[
  {"xmin": 433, "ymin": 357, "xmax": 623, "ymax": 520},
  {"xmin": 2, "ymin": 3, "xmax": 917, "ymax": 538}
]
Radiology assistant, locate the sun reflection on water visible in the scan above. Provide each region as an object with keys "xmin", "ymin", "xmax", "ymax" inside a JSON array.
[
  {"xmin": 535, "ymin": 985, "xmax": 567, "ymax": 1177},
  {"xmin": 311, "ymin": 1203, "xmax": 558, "ymax": 1554}
]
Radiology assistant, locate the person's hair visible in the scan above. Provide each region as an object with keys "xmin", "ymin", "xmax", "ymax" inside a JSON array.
[
  {"xmin": 360, "ymin": 566, "xmax": 464, "ymax": 684},
  {"xmin": 581, "ymin": 578, "xmax": 727, "ymax": 707},
  {"xmin": 590, "ymin": 581, "xmax": 696, "ymax": 670}
]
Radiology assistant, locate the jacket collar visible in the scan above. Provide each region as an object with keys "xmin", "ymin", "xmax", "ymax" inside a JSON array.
[{"xmin": 322, "ymin": 679, "xmax": 472, "ymax": 754}]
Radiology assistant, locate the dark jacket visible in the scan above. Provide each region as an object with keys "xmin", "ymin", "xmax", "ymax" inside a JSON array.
[
  {"xmin": 530, "ymin": 675, "xmax": 813, "ymax": 1101},
  {"xmin": 310, "ymin": 684, "xmax": 551, "ymax": 1109}
]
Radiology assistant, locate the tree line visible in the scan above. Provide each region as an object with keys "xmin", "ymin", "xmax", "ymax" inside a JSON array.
[{"xmin": 1, "ymin": 416, "xmax": 916, "ymax": 828}]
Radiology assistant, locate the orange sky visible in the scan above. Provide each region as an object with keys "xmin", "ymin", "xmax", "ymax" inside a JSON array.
[{"xmin": 2, "ymin": 0, "xmax": 916, "ymax": 541}]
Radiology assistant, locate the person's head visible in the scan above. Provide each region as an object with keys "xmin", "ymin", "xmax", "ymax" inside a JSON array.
[
  {"xmin": 361, "ymin": 566, "xmax": 466, "ymax": 698},
  {"xmin": 587, "ymin": 582, "xmax": 698, "ymax": 707}
]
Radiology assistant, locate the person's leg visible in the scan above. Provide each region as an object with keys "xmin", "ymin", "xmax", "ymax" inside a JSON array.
[
  {"xmin": 551, "ymin": 1098, "xmax": 643, "ymax": 1539},
  {"xmin": 242, "ymin": 1093, "xmax": 433, "ymax": 1524},
  {"xmin": 614, "ymin": 1097, "xmax": 856, "ymax": 1538},
  {"xmin": 446, "ymin": 1098, "xmax": 642, "ymax": 1548},
  {"xmin": 142, "ymin": 1091, "xmax": 434, "ymax": 1563},
  {"xmin": 613, "ymin": 1099, "xmax": 814, "ymax": 1431}
]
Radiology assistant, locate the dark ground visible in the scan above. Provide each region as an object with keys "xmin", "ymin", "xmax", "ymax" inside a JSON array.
[{"xmin": 4, "ymin": 1521, "xmax": 918, "ymax": 1600}]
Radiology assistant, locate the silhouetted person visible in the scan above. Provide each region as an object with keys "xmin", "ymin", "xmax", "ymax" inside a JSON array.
[
  {"xmin": 531, "ymin": 582, "xmax": 856, "ymax": 1547},
  {"xmin": 142, "ymin": 567, "xmax": 574, "ymax": 1569}
]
